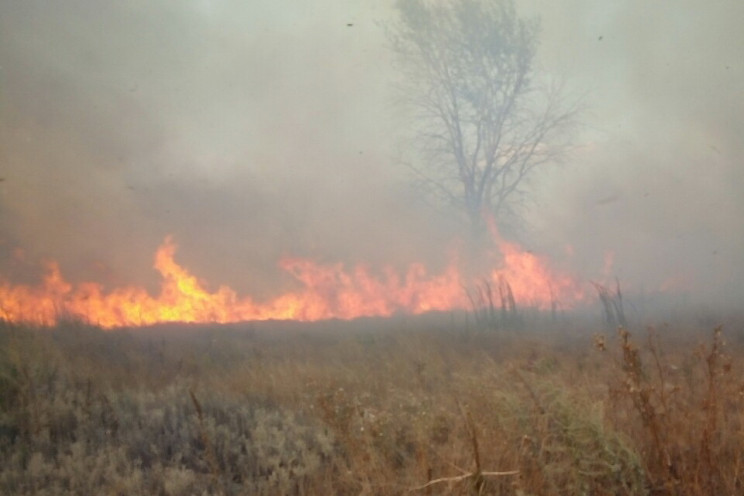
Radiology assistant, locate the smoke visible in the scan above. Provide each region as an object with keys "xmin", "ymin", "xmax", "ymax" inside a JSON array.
[
  {"xmin": 513, "ymin": 0, "xmax": 744, "ymax": 312},
  {"xmin": 1, "ymin": 0, "xmax": 742, "ymax": 313},
  {"xmin": 0, "ymin": 0, "xmax": 425, "ymax": 294}
]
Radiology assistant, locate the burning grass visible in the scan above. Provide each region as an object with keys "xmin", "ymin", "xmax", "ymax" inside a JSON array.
[
  {"xmin": 0, "ymin": 235, "xmax": 587, "ymax": 329},
  {"xmin": 0, "ymin": 314, "xmax": 743, "ymax": 494}
]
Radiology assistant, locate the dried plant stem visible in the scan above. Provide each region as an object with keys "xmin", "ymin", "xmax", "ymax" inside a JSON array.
[
  {"xmin": 700, "ymin": 325, "xmax": 724, "ymax": 489},
  {"xmin": 411, "ymin": 470, "xmax": 520, "ymax": 491},
  {"xmin": 512, "ymin": 368, "xmax": 546, "ymax": 415},
  {"xmin": 411, "ymin": 405, "xmax": 519, "ymax": 493},
  {"xmin": 189, "ymin": 389, "xmax": 221, "ymax": 484}
]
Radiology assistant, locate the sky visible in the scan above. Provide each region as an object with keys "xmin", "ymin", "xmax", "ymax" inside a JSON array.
[{"xmin": 1, "ymin": 0, "xmax": 742, "ymax": 312}]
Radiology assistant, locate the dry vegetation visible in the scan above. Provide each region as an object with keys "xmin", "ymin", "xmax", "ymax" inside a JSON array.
[{"xmin": 1, "ymin": 312, "xmax": 743, "ymax": 495}]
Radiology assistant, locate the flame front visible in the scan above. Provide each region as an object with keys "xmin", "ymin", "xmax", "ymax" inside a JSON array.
[{"xmin": 0, "ymin": 235, "xmax": 585, "ymax": 328}]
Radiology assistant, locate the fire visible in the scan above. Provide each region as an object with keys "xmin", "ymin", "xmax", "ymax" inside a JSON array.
[
  {"xmin": 489, "ymin": 235, "xmax": 584, "ymax": 310},
  {"xmin": 0, "ymin": 234, "xmax": 586, "ymax": 328}
]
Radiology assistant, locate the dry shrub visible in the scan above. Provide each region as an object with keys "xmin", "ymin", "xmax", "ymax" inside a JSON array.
[
  {"xmin": 2, "ymin": 316, "xmax": 744, "ymax": 494},
  {"xmin": 599, "ymin": 325, "xmax": 744, "ymax": 495},
  {"xmin": 0, "ymin": 325, "xmax": 335, "ymax": 495}
]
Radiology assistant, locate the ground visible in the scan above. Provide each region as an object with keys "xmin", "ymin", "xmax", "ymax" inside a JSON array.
[{"xmin": 1, "ymin": 311, "xmax": 742, "ymax": 495}]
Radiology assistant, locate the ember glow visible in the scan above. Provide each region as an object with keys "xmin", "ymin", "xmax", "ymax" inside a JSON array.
[{"xmin": 0, "ymin": 235, "xmax": 585, "ymax": 328}]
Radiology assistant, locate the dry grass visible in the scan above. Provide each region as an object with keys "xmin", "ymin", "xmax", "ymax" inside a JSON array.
[
  {"xmin": 0, "ymin": 313, "xmax": 742, "ymax": 494},
  {"xmin": 597, "ymin": 325, "xmax": 744, "ymax": 495}
]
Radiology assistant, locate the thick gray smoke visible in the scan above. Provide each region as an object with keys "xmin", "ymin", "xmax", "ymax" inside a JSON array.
[
  {"xmin": 520, "ymin": 0, "xmax": 744, "ymax": 312},
  {"xmin": 0, "ymin": 0, "xmax": 741, "ymax": 313}
]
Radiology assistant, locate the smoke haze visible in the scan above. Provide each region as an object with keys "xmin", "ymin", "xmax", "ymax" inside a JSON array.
[{"xmin": 1, "ymin": 0, "xmax": 742, "ymax": 313}]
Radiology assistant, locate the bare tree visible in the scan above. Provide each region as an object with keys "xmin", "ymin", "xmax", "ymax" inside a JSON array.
[{"xmin": 390, "ymin": 0, "xmax": 579, "ymax": 237}]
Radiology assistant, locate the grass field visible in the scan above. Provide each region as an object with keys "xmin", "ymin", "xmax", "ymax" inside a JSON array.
[{"xmin": 1, "ymin": 311, "xmax": 742, "ymax": 495}]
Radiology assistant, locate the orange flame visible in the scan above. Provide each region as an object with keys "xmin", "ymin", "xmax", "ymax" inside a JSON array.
[
  {"xmin": 0, "ymin": 235, "xmax": 586, "ymax": 328},
  {"xmin": 487, "ymin": 231, "xmax": 584, "ymax": 310}
]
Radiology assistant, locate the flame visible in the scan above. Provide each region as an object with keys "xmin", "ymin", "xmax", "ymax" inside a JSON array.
[
  {"xmin": 0, "ymin": 234, "xmax": 586, "ymax": 328},
  {"xmin": 483, "ymin": 215, "xmax": 585, "ymax": 309},
  {"xmin": 492, "ymin": 238, "xmax": 584, "ymax": 309}
]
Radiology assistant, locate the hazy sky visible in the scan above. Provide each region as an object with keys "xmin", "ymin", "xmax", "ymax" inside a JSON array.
[{"xmin": 1, "ymin": 0, "xmax": 742, "ymax": 309}]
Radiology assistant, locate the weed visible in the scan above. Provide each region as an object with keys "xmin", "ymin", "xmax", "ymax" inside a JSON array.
[{"xmin": 1, "ymin": 317, "xmax": 742, "ymax": 494}]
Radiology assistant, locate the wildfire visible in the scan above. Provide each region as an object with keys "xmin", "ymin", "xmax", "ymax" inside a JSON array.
[{"xmin": 0, "ymin": 235, "xmax": 586, "ymax": 328}]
